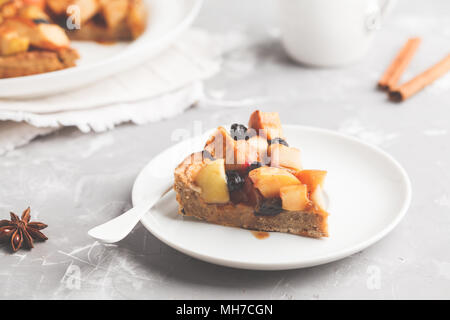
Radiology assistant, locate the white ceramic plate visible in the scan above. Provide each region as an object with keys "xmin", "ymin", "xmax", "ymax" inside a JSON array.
[
  {"xmin": 132, "ymin": 125, "xmax": 412, "ymax": 270},
  {"xmin": 0, "ymin": 0, "xmax": 203, "ymax": 98}
]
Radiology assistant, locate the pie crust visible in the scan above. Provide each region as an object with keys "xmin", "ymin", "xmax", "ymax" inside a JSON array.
[{"xmin": 173, "ymin": 111, "xmax": 329, "ymax": 238}]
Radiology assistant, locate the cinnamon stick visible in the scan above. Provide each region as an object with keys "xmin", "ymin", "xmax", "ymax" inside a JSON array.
[
  {"xmin": 389, "ymin": 54, "xmax": 450, "ymax": 102},
  {"xmin": 378, "ymin": 37, "xmax": 422, "ymax": 90}
]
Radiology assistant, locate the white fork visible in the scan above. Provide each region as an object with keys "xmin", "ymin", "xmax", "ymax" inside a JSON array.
[{"xmin": 88, "ymin": 184, "xmax": 173, "ymax": 243}]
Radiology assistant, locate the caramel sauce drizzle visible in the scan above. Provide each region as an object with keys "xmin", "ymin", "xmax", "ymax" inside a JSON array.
[{"xmin": 251, "ymin": 231, "xmax": 270, "ymax": 239}]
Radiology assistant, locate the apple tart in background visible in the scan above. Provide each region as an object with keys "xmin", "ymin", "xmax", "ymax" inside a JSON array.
[
  {"xmin": 47, "ymin": 0, "xmax": 147, "ymax": 41},
  {"xmin": 0, "ymin": 0, "xmax": 79, "ymax": 78},
  {"xmin": 0, "ymin": 0, "xmax": 147, "ymax": 78},
  {"xmin": 174, "ymin": 111, "xmax": 330, "ymax": 238}
]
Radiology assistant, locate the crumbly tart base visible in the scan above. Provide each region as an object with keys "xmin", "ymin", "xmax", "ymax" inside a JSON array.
[
  {"xmin": 174, "ymin": 154, "xmax": 329, "ymax": 238},
  {"xmin": 0, "ymin": 48, "xmax": 79, "ymax": 78}
]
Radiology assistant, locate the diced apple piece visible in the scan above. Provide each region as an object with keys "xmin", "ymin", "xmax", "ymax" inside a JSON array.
[
  {"xmin": 23, "ymin": 0, "xmax": 46, "ymax": 10},
  {"xmin": 1, "ymin": 19, "xmax": 70, "ymax": 50},
  {"xmin": 31, "ymin": 24, "xmax": 70, "ymax": 49},
  {"xmin": 247, "ymin": 135, "xmax": 269, "ymax": 161},
  {"xmin": 0, "ymin": 30, "xmax": 29, "ymax": 56},
  {"xmin": 0, "ymin": 1, "xmax": 19, "ymax": 19},
  {"xmin": 1, "ymin": 19, "xmax": 34, "ymax": 36},
  {"xmin": 204, "ymin": 126, "xmax": 258, "ymax": 171},
  {"xmin": 101, "ymin": 0, "xmax": 128, "ymax": 28},
  {"xmin": 204, "ymin": 126, "xmax": 236, "ymax": 164},
  {"xmin": 127, "ymin": 0, "xmax": 147, "ymax": 39},
  {"xmin": 234, "ymin": 139, "xmax": 259, "ymax": 169},
  {"xmin": 295, "ymin": 170, "xmax": 327, "ymax": 193},
  {"xmin": 47, "ymin": 0, "xmax": 72, "ymax": 15},
  {"xmin": 311, "ymin": 185, "xmax": 327, "ymax": 212},
  {"xmin": 248, "ymin": 110, "xmax": 284, "ymax": 140},
  {"xmin": 19, "ymin": 5, "xmax": 50, "ymax": 20},
  {"xmin": 280, "ymin": 184, "xmax": 310, "ymax": 211},
  {"xmin": 75, "ymin": 0, "xmax": 100, "ymax": 23},
  {"xmin": 194, "ymin": 159, "xmax": 230, "ymax": 204},
  {"xmin": 269, "ymin": 144, "xmax": 302, "ymax": 171},
  {"xmin": 249, "ymin": 166, "xmax": 300, "ymax": 198}
]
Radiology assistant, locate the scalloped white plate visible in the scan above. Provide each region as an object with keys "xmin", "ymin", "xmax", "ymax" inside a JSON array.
[
  {"xmin": 0, "ymin": 0, "xmax": 203, "ymax": 98},
  {"xmin": 132, "ymin": 125, "xmax": 412, "ymax": 270}
]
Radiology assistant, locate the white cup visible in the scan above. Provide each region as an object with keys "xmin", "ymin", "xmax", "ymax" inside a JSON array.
[{"xmin": 278, "ymin": 0, "xmax": 396, "ymax": 67}]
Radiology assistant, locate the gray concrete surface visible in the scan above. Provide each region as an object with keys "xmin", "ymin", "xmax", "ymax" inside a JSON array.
[{"xmin": 0, "ymin": 0, "xmax": 449, "ymax": 299}]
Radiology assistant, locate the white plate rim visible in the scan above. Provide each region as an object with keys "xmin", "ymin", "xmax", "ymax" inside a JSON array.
[
  {"xmin": 0, "ymin": 0, "xmax": 204, "ymax": 98},
  {"xmin": 132, "ymin": 125, "xmax": 412, "ymax": 270}
]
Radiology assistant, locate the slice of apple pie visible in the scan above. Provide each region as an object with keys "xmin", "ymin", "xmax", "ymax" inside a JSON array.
[
  {"xmin": 174, "ymin": 110, "xmax": 329, "ymax": 238},
  {"xmin": 0, "ymin": 0, "xmax": 147, "ymax": 78},
  {"xmin": 0, "ymin": 0, "xmax": 79, "ymax": 78}
]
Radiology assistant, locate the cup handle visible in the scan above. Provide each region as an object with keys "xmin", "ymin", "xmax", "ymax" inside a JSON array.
[{"xmin": 366, "ymin": 0, "xmax": 397, "ymax": 31}]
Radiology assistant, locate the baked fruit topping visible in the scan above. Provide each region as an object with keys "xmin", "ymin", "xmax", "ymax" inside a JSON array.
[
  {"xmin": 48, "ymin": 0, "xmax": 148, "ymax": 41},
  {"xmin": 248, "ymin": 166, "xmax": 300, "ymax": 198},
  {"xmin": 204, "ymin": 126, "xmax": 259, "ymax": 172},
  {"xmin": 0, "ymin": 1, "xmax": 78, "ymax": 78},
  {"xmin": 295, "ymin": 170, "xmax": 327, "ymax": 193},
  {"xmin": 226, "ymin": 170, "xmax": 245, "ymax": 192},
  {"xmin": 268, "ymin": 144, "xmax": 302, "ymax": 171},
  {"xmin": 174, "ymin": 110, "xmax": 329, "ymax": 238},
  {"xmin": 248, "ymin": 110, "xmax": 284, "ymax": 140},
  {"xmin": 0, "ymin": 0, "xmax": 147, "ymax": 78},
  {"xmin": 194, "ymin": 159, "xmax": 230, "ymax": 204},
  {"xmin": 280, "ymin": 184, "xmax": 310, "ymax": 211},
  {"xmin": 247, "ymin": 135, "xmax": 268, "ymax": 160}
]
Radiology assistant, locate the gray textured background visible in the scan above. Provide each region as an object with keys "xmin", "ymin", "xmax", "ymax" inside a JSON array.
[{"xmin": 1, "ymin": 0, "xmax": 449, "ymax": 299}]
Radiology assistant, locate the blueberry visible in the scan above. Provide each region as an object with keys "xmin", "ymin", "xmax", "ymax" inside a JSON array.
[
  {"xmin": 202, "ymin": 150, "xmax": 215, "ymax": 161},
  {"xmin": 226, "ymin": 171, "xmax": 245, "ymax": 192},
  {"xmin": 247, "ymin": 161, "xmax": 262, "ymax": 173},
  {"xmin": 230, "ymin": 123, "xmax": 248, "ymax": 141},
  {"xmin": 33, "ymin": 18, "xmax": 50, "ymax": 24},
  {"xmin": 255, "ymin": 198, "xmax": 283, "ymax": 216},
  {"xmin": 230, "ymin": 123, "xmax": 257, "ymax": 141},
  {"xmin": 269, "ymin": 137, "xmax": 289, "ymax": 147}
]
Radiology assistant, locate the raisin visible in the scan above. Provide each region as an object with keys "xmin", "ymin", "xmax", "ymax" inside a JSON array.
[
  {"xmin": 226, "ymin": 171, "xmax": 245, "ymax": 192},
  {"xmin": 269, "ymin": 137, "xmax": 289, "ymax": 147},
  {"xmin": 255, "ymin": 198, "xmax": 283, "ymax": 216}
]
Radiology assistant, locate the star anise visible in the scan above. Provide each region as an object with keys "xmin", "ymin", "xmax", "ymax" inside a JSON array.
[{"xmin": 0, "ymin": 207, "xmax": 48, "ymax": 252}]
